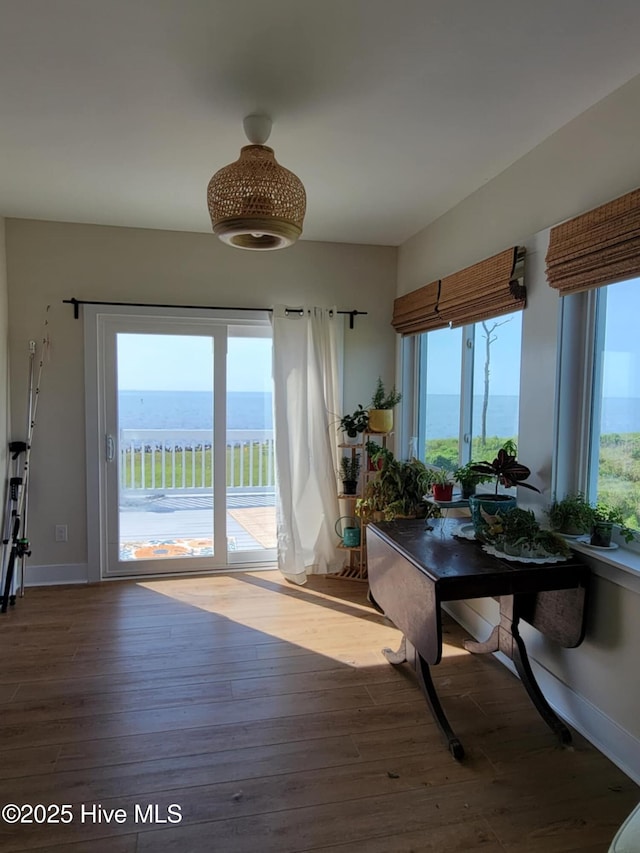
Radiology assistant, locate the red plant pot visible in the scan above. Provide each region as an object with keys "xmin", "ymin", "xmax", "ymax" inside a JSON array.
[{"xmin": 433, "ymin": 484, "xmax": 454, "ymax": 501}]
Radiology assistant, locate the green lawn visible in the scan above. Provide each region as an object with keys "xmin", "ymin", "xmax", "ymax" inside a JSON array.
[
  {"xmin": 120, "ymin": 442, "xmax": 274, "ymax": 489},
  {"xmin": 426, "ymin": 432, "xmax": 640, "ymax": 530}
]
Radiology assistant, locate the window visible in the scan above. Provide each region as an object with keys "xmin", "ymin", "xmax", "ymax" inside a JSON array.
[
  {"xmin": 417, "ymin": 326, "xmax": 462, "ymax": 470},
  {"xmin": 586, "ymin": 277, "xmax": 640, "ymax": 533},
  {"xmin": 414, "ymin": 311, "xmax": 522, "ymax": 471}
]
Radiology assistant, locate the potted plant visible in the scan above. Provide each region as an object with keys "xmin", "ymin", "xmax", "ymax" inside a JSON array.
[
  {"xmin": 357, "ymin": 452, "xmax": 435, "ymax": 520},
  {"xmin": 453, "ymin": 461, "xmax": 492, "ymax": 499},
  {"xmin": 338, "ymin": 405, "xmax": 369, "ymax": 443},
  {"xmin": 431, "ymin": 468, "xmax": 455, "ymax": 502},
  {"xmin": 339, "ymin": 454, "xmax": 361, "ymax": 495},
  {"xmin": 547, "ymin": 493, "xmax": 594, "ymax": 537},
  {"xmin": 368, "ymin": 377, "xmax": 402, "ymax": 434},
  {"xmin": 483, "ymin": 506, "xmax": 570, "ymax": 559},
  {"xmin": 467, "ymin": 444, "xmax": 540, "ymax": 540},
  {"xmin": 590, "ymin": 503, "xmax": 635, "ymax": 547},
  {"xmin": 364, "ymin": 439, "xmax": 393, "ymax": 471}
]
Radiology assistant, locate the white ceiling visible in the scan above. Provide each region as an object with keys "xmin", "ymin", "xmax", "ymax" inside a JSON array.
[{"xmin": 2, "ymin": 0, "xmax": 640, "ymax": 247}]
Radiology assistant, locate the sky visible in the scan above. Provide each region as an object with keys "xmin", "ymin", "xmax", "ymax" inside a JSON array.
[
  {"xmin": 602, "ymin": 279, "xmax": 640, "ymax": 397},
  {"xmin": 116, "ymin": 334, "xmax": 273, "ymax": 392},
  {"xmin": 425, "ymin": 312, "xmax": 523, "ymax": 396},
  {"xmin": 115, "ymin": 284, "xmax": 640, "ymax": 398}
]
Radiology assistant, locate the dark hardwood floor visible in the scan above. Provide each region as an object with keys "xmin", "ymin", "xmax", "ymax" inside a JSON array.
[{"xmin": 0, "ymin": 570, "xmax": 636, "ymax": 852}]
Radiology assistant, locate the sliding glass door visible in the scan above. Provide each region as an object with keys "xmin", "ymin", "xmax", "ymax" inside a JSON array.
[{"xmin": 86, "ymin": 308, "xmax": 275, "ymax": 578}]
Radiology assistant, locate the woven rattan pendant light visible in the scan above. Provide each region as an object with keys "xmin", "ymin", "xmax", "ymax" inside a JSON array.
[{"xmin": 207, "ymin": 115, "xmax": 306, "ymax": 250}]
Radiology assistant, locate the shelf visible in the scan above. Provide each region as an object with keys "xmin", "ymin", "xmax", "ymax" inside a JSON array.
[
  {"xmin": 333, "ymin": 432, "xmax": 390, "ymax": 583},
  {"xmin": 425, "ymin": 495, "xmax": 470, "ymax": 509},
  {"xmin": 328, "ymin": 564, "xmax": 368, "ymax": 582}
]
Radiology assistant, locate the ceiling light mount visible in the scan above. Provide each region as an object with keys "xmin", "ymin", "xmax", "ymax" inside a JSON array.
[{"xmin": 207, "ymin": 114, "xmax": 306, "ymax": 251}]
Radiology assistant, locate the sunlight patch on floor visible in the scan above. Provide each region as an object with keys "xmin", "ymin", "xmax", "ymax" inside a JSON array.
[{"xmin": 136, "ymin": 571, "xmax": 472, "ymax": 663}]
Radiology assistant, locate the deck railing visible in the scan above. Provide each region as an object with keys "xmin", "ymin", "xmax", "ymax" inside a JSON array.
[{"xmin": 119, "ymin": 429, "xmax": 275, "ymax": 495}]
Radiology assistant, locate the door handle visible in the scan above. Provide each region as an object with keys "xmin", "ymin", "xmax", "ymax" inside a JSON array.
[{"xmin": 105, "ymin": 434, "xmax": 115, "ymax": 462}]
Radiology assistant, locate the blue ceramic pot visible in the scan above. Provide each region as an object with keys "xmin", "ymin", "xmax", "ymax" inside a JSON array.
[{"xmin": 468, "ymin": 494, "xmax": 517, "ymax": 541}]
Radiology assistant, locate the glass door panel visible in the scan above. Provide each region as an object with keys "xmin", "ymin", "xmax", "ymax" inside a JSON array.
[
  {"xmin": 117, "ymin": 333, "xmax": 215, "ymax": 564},
  {"xmin": 94, "ymin": 311, "xmax": 276, "ymax": 578},
  {"xmin": 100, "ymin": 316, "xmax": 227, "ymax": 577},
  {"xmin": 226, "ymin": 329, "xmax": 276, "ymax": 563}
]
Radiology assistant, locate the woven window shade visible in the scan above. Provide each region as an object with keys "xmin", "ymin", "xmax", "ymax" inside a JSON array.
[
  {"xmin": 391, "ymin": 280, "xmax": 441, "ymax": 335},
  {"xmin": 392, "ymin": 247, "xmax": 526, "ymax": 335},
  {"xmin": 546, "ymin": 187, "xmax": 640, "ymax": 295}
]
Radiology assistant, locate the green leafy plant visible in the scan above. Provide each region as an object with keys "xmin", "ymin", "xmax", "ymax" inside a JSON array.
[
  {"xmin": 357, "ymin": 452, "xmax": 435, "ymax": 520},
  {"xmin": 470, "ymin": 446, "xmax": 541, "ymax": 494},
  {"xmin": 369, "ymin": 377, "xmax": 402, "ymax": 410},
  {"xmin": 430, "ymin": 468, "xmax": 454, "ymax": 487},
  {"xmin": 338, "ymin": 405, "xmax": 369, "ymax": 438},
  {"xmin": 494, "ymin": 506, "xmax": 541, "ymax": 542},
  {"xmin": 339, "ymin": 454, "xmax": 361, "ymax": 483},
  {"xmin": 500, "ymin": 439, "xmax": 518, "ymax": 456},
  {"xmin": 365, "ymin": 439, "xmax": 393, "ymax": 469},
  {"xmin": 355, "ymin": 479, "xmax": 388, "ymax": 523},
  {"xmin": 547, "ymin": 493, "xmax": 593, "ymax": 535},
  {"xmin": 453, "ymin": 462, "xmax": 492, "ymax": 491},
  {"xmin": 484, "ymin": 507, "xmax": 570, "ymax": 558},
  {"xmin": 592, "ymin": 502, "xmax": 635, "ymax": 543}
]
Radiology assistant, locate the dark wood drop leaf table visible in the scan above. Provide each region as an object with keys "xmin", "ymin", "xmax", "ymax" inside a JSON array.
[{"xmin": 366, "ymin": 519, "xmax": 589, "ymax": 760}]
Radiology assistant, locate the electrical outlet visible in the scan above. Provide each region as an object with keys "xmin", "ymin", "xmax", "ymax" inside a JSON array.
[{"xmin": 55, "ymin": 524, "xmax": 68, "ymax": 543}]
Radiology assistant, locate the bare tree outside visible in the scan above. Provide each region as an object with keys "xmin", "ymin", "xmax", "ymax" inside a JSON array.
[{"xmin": 480, "ymin": 318, "xmax": 512, "ymax": 446}]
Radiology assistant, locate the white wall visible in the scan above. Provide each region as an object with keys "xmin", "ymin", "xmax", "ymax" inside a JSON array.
[
  {"xmin": 399, "ymin": 72, "xmax": 640, "ymax": 293},
  {"xmin": 5, "ymin": 220, "xmax": 397, "ymax": 580},
  {"xmin": 0, "ymin": 220, "xmax": 8, "ymax": 493},
  {"xmin": 398, "ymin": 73, "xmax": 640, "ymax": 781}
]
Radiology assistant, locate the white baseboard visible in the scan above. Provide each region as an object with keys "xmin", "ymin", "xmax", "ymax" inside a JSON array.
[
  {"xmin": 24, "ymin": 563, "xmax": 88, "ymax": 586},
  {"xmin": 443, "ymin": 599, "xmax": 640, "ymax": 786}
]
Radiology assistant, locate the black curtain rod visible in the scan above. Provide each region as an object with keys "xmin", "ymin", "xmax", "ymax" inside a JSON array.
[{"xmin": 62, "ymin": 298, "xmax": 367, "ymax": 329}]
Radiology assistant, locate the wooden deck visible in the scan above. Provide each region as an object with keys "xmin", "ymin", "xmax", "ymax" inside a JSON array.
[
  {"xmin": 119, "ymin": 495, "xmax": 276, "ymax": 557},
  {"xmin": 0, "ymin": 571, "xmax": 637, "ymax": 852}
]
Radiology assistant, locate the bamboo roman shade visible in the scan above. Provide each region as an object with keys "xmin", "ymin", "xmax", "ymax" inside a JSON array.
[
  {"xmin": 392, "ymin": 247, "xmax": 526, "ymax": 335},
  {"xmin": 546, "ymin": 187, "xmax": 640, "ymax": 295}
]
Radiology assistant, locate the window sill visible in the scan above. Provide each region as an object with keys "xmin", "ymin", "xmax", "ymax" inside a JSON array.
[{"xmin": 569, "ymin": 540, "xmax": 640, "ymax": 595}]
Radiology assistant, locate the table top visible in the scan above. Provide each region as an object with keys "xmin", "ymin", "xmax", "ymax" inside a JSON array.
[{"xmin": 367, "ymin": 519, "xmax": 588, "ymax": 602}]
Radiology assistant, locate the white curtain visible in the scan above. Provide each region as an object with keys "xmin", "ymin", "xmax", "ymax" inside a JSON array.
[{"xmin": 272, "ymin": 305, "xmax": 345, "ymax": 584}]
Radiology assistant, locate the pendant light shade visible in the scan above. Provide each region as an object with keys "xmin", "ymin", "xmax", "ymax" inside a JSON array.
[{"xmin": 207, "ymin": 115, "xmax": 306, "ymax": 250}]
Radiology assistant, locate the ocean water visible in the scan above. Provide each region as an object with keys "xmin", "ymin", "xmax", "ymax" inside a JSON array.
[
  {"xmin": 118, "ymin": 390, "xmax": 640, "ymax": 436},
  {"xmin": 118, "ymin": 390, "xmax": 273, "ymax": 430},
  {"xmin": 425, "ymin": 395, "xmax": 519, "ymax": 440}
]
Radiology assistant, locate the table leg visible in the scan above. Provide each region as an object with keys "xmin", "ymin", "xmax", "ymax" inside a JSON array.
[
  {"xmin": 510, "ymin": 617, "xmax": 572, "ymax": 745},
  {"xmin": 381, "ymin": 635, "xmax": 407, "ymax": 664},
  {"xmin": 464, "ymin": 625, "xmax": 499, "ymax": 654},
  {"xmin": 463, "ymin": 595, "xmax": 572, "ymax": 745},
  {"xmin": 464, "ymin": 596, "xmax": 515, "ymax": 657},
  {"xmin": 410, "ymin": 641, "xmax": 465, "ymax": 760}
]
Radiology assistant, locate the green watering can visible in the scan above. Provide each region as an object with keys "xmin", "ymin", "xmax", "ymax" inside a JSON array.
[{"xmin": 335, "ymin": 517, "xmax": 361, "ymax": 547}]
